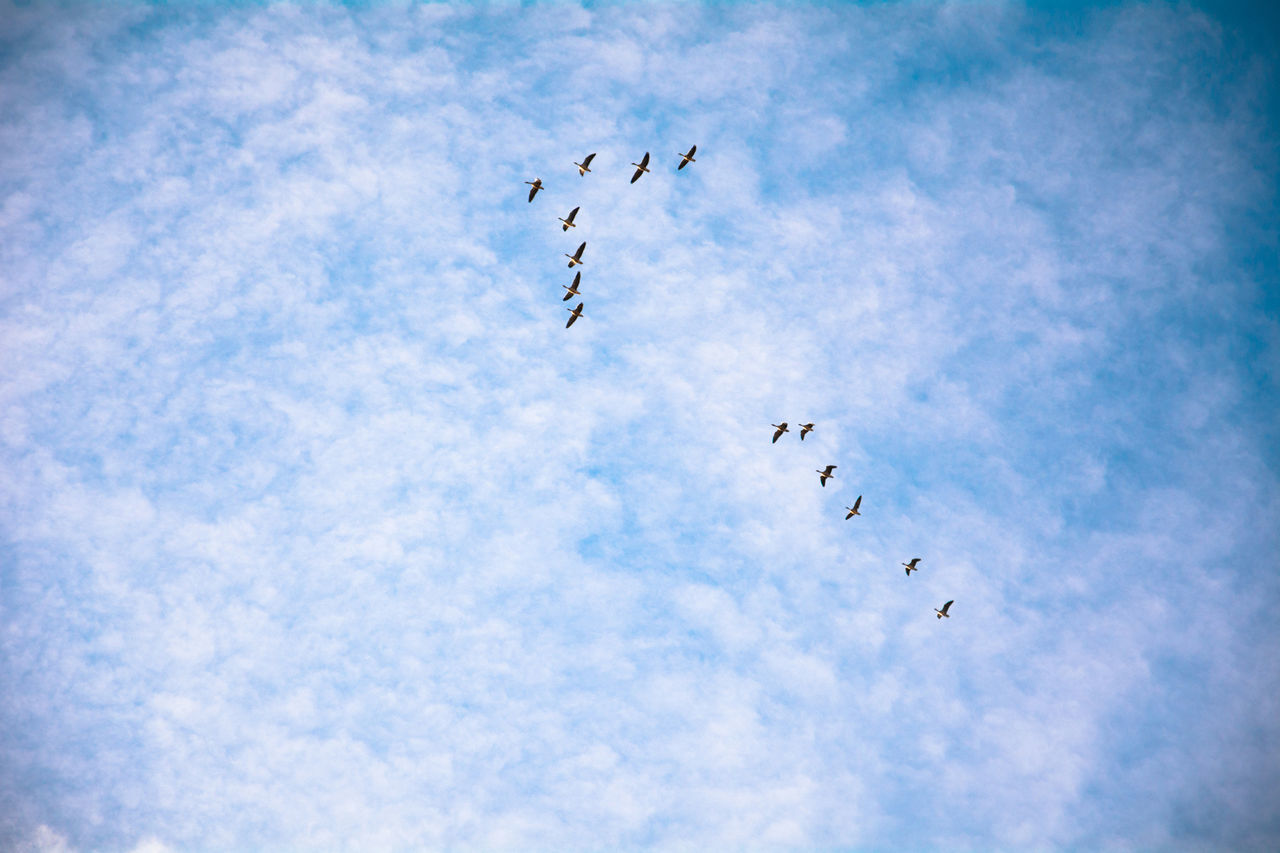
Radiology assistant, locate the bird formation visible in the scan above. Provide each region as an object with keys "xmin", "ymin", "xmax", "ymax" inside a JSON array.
[
  {"xmin": 523, "ymin": 146, "xmax": 699, "ymax": 333},
  {"xmin": 522, "ymin": 149, "xmax": 953, "ymax": 623},
  {"xmin": 770, "ymin": 421, "xmax": 953, "ymax": 621}
]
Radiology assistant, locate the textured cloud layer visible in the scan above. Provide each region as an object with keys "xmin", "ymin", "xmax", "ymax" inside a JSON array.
[{"xmin": 2, "ymin": 3, "xmax": 1277, "ymax": 850}]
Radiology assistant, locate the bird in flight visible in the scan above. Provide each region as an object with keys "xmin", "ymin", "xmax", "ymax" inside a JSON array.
[
  {"xmin": 562, "ymin": 271, "xmax": 582, "ymax": 302},
  {"xmin": 817, "ymin": 465, "xmax": 836, "ymax": 487},
  {"xmin": 566, "ymin": 302, "xmax": 584, "ymax": 328},
  {"xmin": 771, "ymin": 422, "xmax": 789, "ymax": 443},
  {"xmin": 935, "ymin": 600, "xmax": 954, "ymax": 619},
  {"xmin": 565, "ymin": 241, "xmax": 586, "ymax": 268},
  {"xmin": 525, "ymin": 178, "xmax": 543, "ymax": 202},
  {"xmin": 845, "ymin": 496, "xmax": 862, "ymax": 519},
  {"xmin": 630, "ymin": 152, "xmax": 651, "ymax": 184},
  {"xmin": 575, "ymin": 152, "xmax": 596, "ymax": 176},
  {"xmin": 903, "ymin": 558, "xmax": 921, "ymax": 576},
  {"xmin": 677, "ymin": 145, "xmax": 697, "ymax": 170},
  {"xmin": 799, "ymin": 423, "xmax": 815, "ymax": 440},
  {"xmin": 559, "ymin": 206, "xmax": 579, "ymax": 231}
]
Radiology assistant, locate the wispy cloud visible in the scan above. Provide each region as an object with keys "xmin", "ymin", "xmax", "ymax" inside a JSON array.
[{"xmin": 1, "ymin": 2, "xmax": 1276, "ymax": 850}]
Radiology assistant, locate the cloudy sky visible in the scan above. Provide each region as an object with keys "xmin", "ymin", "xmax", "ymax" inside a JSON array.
[{"xmin": 2, "ymin": 1, "xmax": 1278, "ymax": 850}]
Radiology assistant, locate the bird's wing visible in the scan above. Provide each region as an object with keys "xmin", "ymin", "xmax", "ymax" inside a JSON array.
[
  {"xmin": 528, "ymin": 185, "xmax": 537, "ymax": 202},
  {"xmin": 566, "ymin": 313, "xmax": 577, "ymax": 328},
  {"xmin": 631, "ymin": 167, "xmax": 642, "ymax": 183},
  {"xmin": 583, "ymin": 153, "xmax": 595, "ymax": 167},
  {"xmin": 640, "ymin": 151, "xmax": 650, "ymax": 168},
  {"xmin": 687, "ymin": 145, "xmax": 697, "ymax": 158},
  {"xmin": 562, "ymin": 290, "xmax": 573, "ymax": 301},
  {"xmin": 568, "ymin": 206, "xmax": 579, "ymax": 221},
  {"xmin": 575, "ymin": 242, "xmax": 586, "ymax": 259},
  {"xmin": 853, "ymin": 495, "xmax": 861, "ymax": 510},
  {"xmin": 941, "ymin": 600, "xmax": 953, "ymax": 614},
  {"xmin": 845, "ymin": 510, "xmax": 854, "ymax": 519},
  {"xmin": 573, "ymin": 271, "xmax": 580, "ymax": 286},
  {"xmin": 773, "ymin": 428, "xmax": 783, "ymax": 442}
]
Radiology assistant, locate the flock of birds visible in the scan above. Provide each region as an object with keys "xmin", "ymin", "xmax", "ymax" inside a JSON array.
[
  {"xmin": 767, "ymin": 421, "xmax": 953, "ymax": 620},
  {"xmin": 524, "ymin": 145, "xmax": 697, "ymax": 328},
  {"xmin": 523, "ymin": 147, "xmax": 953, "ymax": 623}
]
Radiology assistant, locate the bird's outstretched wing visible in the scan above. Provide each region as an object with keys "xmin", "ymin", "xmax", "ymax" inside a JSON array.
[
  {"xmin": 574, "ymin": 242, "xmax": 586, "ymax": 259},
  {"xmin": 940, "ymin": 600, "xmax": 953, "ymax": 615},
  {"xmin": 853, "ymin": 495, "xmax": 861, "ymax": 511},
  {"xmin": 582, "ymin": 152, "xmax": 595, "ymax": 169},
  {"xmin": 567, "ymin": 206, "xmax": 578, "ymax": 221},
  {"xmin": 773, "ymin": 428, "xmax": 783, "ymax": 443},
  {"xmin": 631, "ymin": 167, "xmax": 643, "ymax": 184},
  {"xmin": 639, "ymin": 151, "xmax": 650, "ymax": 168},
  {"xmin": 527, "ymin": 183, "xmax": 539, "ymax": 202}
]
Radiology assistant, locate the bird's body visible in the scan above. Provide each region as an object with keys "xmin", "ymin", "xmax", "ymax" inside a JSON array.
[
  {"xmin": 566, "ymin": 302, "xmax": 584, "ymax": 328},
  {"xmin": 559, "ymin": 206, "xmax": 579, "ymax": 231},
  {"xmin": 903, "ymin": 558, "xmax": 921, "ymax": 576},
  {"xmin": 525, "ymin": 178, "xmax": 543, "ymax": 202},
  {"xmin": 799, "ymin": 423, "xmax": 815, "ymax": 440},
  {"xmin": 845, "ymin": 495, "xmax": 862, "ymax": 519},
  {"xmin": 575, "ymin": 152, "xmax": 596, "ymax": 176},
  {"xmin": 565, "ymin": 241, "xmax": 586, "ymax": 268},
  {"xmin": 936, "ymin": 600, "xmax": 954, "ymax": 619},
  {"xmin": 817, "ymin": 465, "xmax": 837, "ymax": 487},
  {"xmin": 771, "ymin": 422, "xmax": 789, "ymax": 443},
  {"xmin": 630, "ymin": 152, "xmax": 651, "ymax": 184},
  {"xmin": 562, "ymin": 271, "xmax": 581, "ymax": 301},
  {"xmin": 677, "ymin": 145, "xmax": 697, "ymax": 169}
]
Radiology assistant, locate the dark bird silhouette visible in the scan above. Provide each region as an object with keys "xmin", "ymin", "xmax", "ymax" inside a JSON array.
[
  {"xmin": 630, "ymin": 152, "xmax": 651, "ymax": 184},
  {"xmin": 817, "ymin": 465, "xmax": 836, "ymax": 487},
  {"xmin": 559, "ymin": 206, "xmax": 579, "ymax": 231},
  {"xmin": 566, "ymin": 302, "xmax": 584, "ymax": 328},
  {"xmin": 845, "ymin": 496, "xmax": 862, "ymax": 519},
  {"xmin": 525, "ymin": 178, "xmax": 543, "ymax": 202},
  {"xmin": 799, "ymin": 423, "xmax": 815, "ymax": 440},
  {"xmin": 575, "ymin": 153, "xmax": 596, "ymax": 176},
  {"xmin": 903, "ymin": 558, "xmax": 921, "ymax": 576},
  {"xmin": 936, "ymin": 600, "xmax": 954, "ymax": 619},
  {"xmin": 771, "ymin": 422, "xmax": 789, "ymax": 443},
  {"xmin": 677, "ymin": 145, "xmax": 697, "ymax": 170},
  {"xmin": 562, "ymin": 271, "xmax": 581, "ymax": 301},
  {"xmin": 565, "ymin": 241, "xmax": 586, "ymax": 268}
]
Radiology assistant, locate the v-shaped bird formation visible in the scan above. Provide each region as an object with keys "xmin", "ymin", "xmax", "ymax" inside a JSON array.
[
  {"xmin": 523, "ymin": 147, "xmax": 699, "ymax": 332},
  {"xmin": 522, "ymin": 145, "xmax": 952, "ymax": 624}
]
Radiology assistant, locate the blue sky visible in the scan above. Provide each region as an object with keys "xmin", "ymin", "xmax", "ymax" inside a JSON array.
[{"xmin": 1, "ymin": 1, "xmax": 1277, "ymax": 850}]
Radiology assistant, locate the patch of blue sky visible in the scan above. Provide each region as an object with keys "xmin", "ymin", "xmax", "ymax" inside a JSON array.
[{"xmin": 1, "ymin": 1, "xmax": 1278, "ymax": 851}]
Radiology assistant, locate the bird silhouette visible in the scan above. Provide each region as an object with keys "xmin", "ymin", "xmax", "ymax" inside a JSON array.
[{"xmin": 630, "ymin": 152, "xmax": 651, "ymax": 184}]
